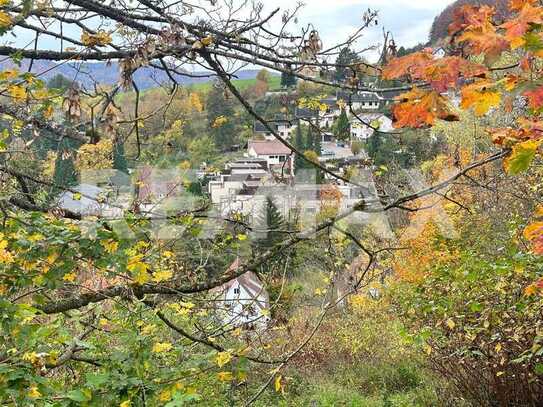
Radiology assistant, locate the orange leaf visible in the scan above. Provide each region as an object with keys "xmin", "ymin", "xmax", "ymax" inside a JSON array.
[
  {"xmin": 457, "ymin": 29, "xmax": 510, "ymax": 62},
  {"xmin": 383, "ymin": 54, "xmax": 487, "ymax": 92},
  {"xmin": 524, "ymin": 283, "xmax": 538, "ymax": 296},
  {"xmin": 500, "ymin": 3, "xmax": 543, "ymax": 48},
  {"xmin": 382, "ymin": 51, "xmax": 433, "ymax": 80},
  {"xmin": 460, "ymin": 80, "xmax": 501, "ymax": 116},
  {"xmin": 524, "ymin": 86, "xmax": 543, "ymax": 109},
  {"xmin": 524, "ymin": 221, "xmax": 543, "ymax": 241},
  {"xmin": 422, "ymin": 57, "xmax": 487, "ymax": 92},
  {"xmin": 449, "ymin": 5, "xmax": 496, "ymax": 35},
  {"xmin": 392, "ymin": 88, "xmax": 458, "ymax": 128},
  {"xmin": 510, "ymin": 0, "xmax": 538, "ymax": 12}
]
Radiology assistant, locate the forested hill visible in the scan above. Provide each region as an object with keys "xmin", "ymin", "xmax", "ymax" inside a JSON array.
[
  {"xmin": 0, "ymin": 59, "xmax": 267, "ymax": 90},
  {"xmin": 429, "ymin": 0, "xmax": 509, "ymax": 43}
]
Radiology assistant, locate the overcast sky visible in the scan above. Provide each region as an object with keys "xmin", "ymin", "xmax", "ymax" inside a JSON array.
[
  {"xmin": 6, "ymin": 0, "xmax": 457, "ymax": 64},
  {"xmin": 261, "ymin": 0, "xmax": 457, "ymax": 60}
]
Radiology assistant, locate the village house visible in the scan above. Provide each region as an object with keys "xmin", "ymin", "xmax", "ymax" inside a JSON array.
[
  {"xmin": 337, "ymin": 90, "xmax": 383, "ymax": 111},
  {"xmin": 350, "ymin": 113, "xmax": 394, "ymax": 140},
  {"xmin": 247, "ymin": 140, "xmax": 294, "ymax": 175},
  {"xmin": 253, "ymin": 115, "xmax": 297, "ymax": 140},
  {"xmin": 212, "ymin": 258, "xmax": 271, "ymax": 329},
  {"xmin": 207, "ymin": 158, "xmax": 271, "ymax": 206}
]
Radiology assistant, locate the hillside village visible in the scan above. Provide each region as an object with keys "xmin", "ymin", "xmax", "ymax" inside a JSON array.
[{"xmin": 206, "ymin": 88, "xmax": 395, "ymax": 220}]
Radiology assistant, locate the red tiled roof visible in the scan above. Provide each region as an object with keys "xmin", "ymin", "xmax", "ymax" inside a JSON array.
[{"xmin": 248, "ymin": 140, "xmax": 292, "ymax": 155}]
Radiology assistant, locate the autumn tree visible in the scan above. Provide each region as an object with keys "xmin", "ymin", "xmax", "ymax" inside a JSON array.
[
  {"xmin": 2, "ymin": 0, "xmax": 542, "ymax": 404},
  {"xmin": 206, "ymin": 82, "xmax": 238, "ymax": 150}
]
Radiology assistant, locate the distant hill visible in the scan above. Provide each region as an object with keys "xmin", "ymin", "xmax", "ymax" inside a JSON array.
[
  {"xmin": 0, "ymin": 59, "xmax": 274, "ymax": 90},
  {"xmin": 429, "ymin": 0, "xmax": 509, "ymax": 43}
]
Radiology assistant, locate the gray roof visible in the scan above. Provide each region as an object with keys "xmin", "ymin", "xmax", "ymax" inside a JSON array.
[
  {"xmin": 254, "ymin": 118, "xmax": 294, "ymax": 133},
  {"xmin": 337, "ymin": 91, "xmax": 381, "ymax": 103},
  {"xmin": 295, "ymin": 107, "xmax": 319, "ymax": 119},
  {"xmin": 57, "ymin": 184, "xmax": 109, "ymax": 216}
]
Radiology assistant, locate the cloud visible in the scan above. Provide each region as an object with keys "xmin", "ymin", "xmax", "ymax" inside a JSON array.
[{"xmin": 257, "ymin": 0, "xmax": 456, "ymax": 61}]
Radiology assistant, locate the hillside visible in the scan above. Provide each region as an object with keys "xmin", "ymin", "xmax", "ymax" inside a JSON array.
[
  {"xmin": 429, "ymin": 0, "xmax": 509, "ymax": 43},
  {"xmin": 0, "ymin": 59, "xmax": 276, "ymax": 90}
]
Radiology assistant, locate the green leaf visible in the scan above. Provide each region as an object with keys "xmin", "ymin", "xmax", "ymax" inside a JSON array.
[
  {"xmin": 66, "ymin": 389, "xmax": 92, "ymax": 402},
  {"xmin": 85, "ymin": 372, "xmax": 109, "ymax": 388},
  {"xmin": 504, "ymin": 140, "xmax": 541, "ymax": 175}
]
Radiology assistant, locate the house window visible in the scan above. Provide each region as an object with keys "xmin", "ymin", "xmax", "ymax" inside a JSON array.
[
  {"xmin": 233, "ymin": 287, "xmax": 240, "ymax": 294},
  {"xmin": 279, "ymin": 156, "xmax": 286, "ymax": 162}
]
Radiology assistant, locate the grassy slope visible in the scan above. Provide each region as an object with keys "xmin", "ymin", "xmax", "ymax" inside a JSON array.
[
  {"xmin": 116, "ymin": 75, "xmax": 281, "ymax": 103},
  {"xmin": 189, "ymin": 75, "xmax": 281, "ymax": 92}
]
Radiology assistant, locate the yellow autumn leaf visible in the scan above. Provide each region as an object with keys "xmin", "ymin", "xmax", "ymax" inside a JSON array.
[
  {"xmin": 495, "ymin": 343, "xmax": 502, "ymax": 353},
  {"xmin": 215, "ymin": 351, "xmax": 232, "ymax": 368},
  {"xmin": 132, "ymin": 268, "xmax": 151, "ymax": 285},
  {"xmin": 423, "ymin": 344, "xmax": 432, "ymax": 355},
  {"xmin": 158, "ymin": 389, "xmax": 172, "ymax": 402},
  {"xmin": 101, "ymin": 239, "xmax": 119, "ymax": 254},
  {"xmin": 446, "ymin": 318, "xmax": 456, "ymax": 330},
  {"xmin": 119, "ymin": 400, "xmax": 131, "ymax": 407},
  {"xmin": 28, "ymin": 386, "xmax": 41, "ymax": 399},
  {"xmin": 524, "ymin": 283, "xmax": 538, "ymax": 296},
  {"xmin": 524, "ymin": 222, "xmax": 543, "ymax": 242},
  {"xmin": 0, "ymin": 68, "xmax": 18, "ymax": 81},
  {"xmin": 460, "ymin": 82, "xmax": 501, "ymax": 116},
  {"xmin": 152, "ymin": 342, "xmax": 173, "ymax": 353},
  {"xmin": 201, "ymin": 35, "xmax": 213, "ymax": 46},
  {"xmin": 314, "ymin": 288, "xmax": 325, "ymax": 296},
  {"xmin": 81, "ymin": 30, "xmax": 112, "ymax": 47},
  {"xmin": 62, "ymin": 272, "xmax": 77, "ymax": 282},
  {"xmin": 8, "ymin": 85, "xmax": 26, "ymax": 101},
  {"xmin": 0, "ymin": 11, "xmax": 12, "ymax": 28},
  {"xmin": 274, "ymin": 374, "xmax": 283, "ymax": 393},
  {"xmin": 212, "ymin": 115, "xmax": 228, "ymax": 128},
  {"xmin": 152, "ymin": 269, "xmax": 173, "ymax": 282},
  {"xmin": 514, "ymin": 265, "xmax": 525, "ymax": 275},
  {"xmin": 217, "ymin": 371, "xmax": 233, "ymax": 382},
  {"xmin": 43, "ymin": 105, "xmax": 54, "ymax": 119}
]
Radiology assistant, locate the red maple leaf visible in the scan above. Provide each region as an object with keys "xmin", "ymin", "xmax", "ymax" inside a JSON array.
[
  {"xmin": 501, "ymin": 3, "xmax": 543, "ymax": 48},
  {"xmin": 524, "ymin": 86, "xmax": 543, "ymax": 109},
  {"xmin": 392, "ymin": 88, "xmax": 459, "ymax": 128}
]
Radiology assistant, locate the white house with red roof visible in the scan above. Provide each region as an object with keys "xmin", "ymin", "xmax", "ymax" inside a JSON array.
[
  {"xmin": 247, "ymin": 140, "xmax": 294, "ymax": 175},
  {"xmin": 213, "ymin": 259, "xmax": 271, "ymax": 329}
]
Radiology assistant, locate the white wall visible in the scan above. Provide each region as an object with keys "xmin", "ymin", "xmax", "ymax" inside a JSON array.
[{"xmin": 222, "ymin": 282, "xmax": 270, "ymax": 328}]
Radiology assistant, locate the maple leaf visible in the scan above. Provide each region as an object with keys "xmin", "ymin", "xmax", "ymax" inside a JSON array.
[
  {"xmin": 152, "ymin": 342, "xmax": 173, "ymax": 353},
  {"xmin": 457, "ymin": 29, "xmax": 510, "ymax": 63},
  {"xmin": 217, "ymin": 371, "xmax": 233, "ymax": 382},
  {"xmin": 504, "ymin": 139, "xmax": 541, "ymax": 174},
  {"xmin": 489, "ymin": 127, "xmax": 524, "ymax": 146},
  {"xmin": 392, "ymin": 88, "xmax": 459, "ymax": 128},
  {"xmin": 524, "ymin": 283, "xmax": 538, "ymax": 296},
  {"xmin": 422, "ymin": 57, "xmax": 487, "ymax": 92},
  {"xmin": 449, "ymin": 5, "xmax": 496, "ymax": 35},
  {"xmin": 524, "ymin": 86, "xmax": 543, "ymax": 109},
  {"xmin": 501, "ymin": 3, "xmax": 543, "ymax": 48},
  {"xmin": 510, "ymin": 0, "xmax": 538, "ymax": 12},
  {"xmin": 152, "ymin": 269, "xmax": 173, "ymax": 282},
  {"xmin": 381, "ymin": 51, "xmax": 433, "ymax": 80},
  {"xmin": 81, "ymin": 30, "xmax": 112, "ymax": 47},
  {"xmin": 460, "ymin": 80, "xmax": 501, "ymax": 116},
  {"xmin": 524, "ymin": 221, "xmax": 543, "ymax": 241},
  {"xmin": 0, "ymin": 11, "xmax": 12, "ymax": 28},
  {"xmin": 215, "ymin": 351, "xmax": 232, "ymax": 368}
]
